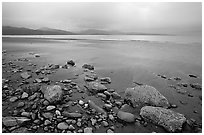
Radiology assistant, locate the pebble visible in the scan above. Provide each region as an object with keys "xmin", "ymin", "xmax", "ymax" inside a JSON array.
[
  {"xmin": 108, "ymin": 114, "xmax": 114, "ymax": 121},
  {"xmin": 44, "ymin": 120, "xmax": 51, "ymax": 126},
  {"xmin": 17, "ymin": 102, "xmax": 25, "ymax": 108},
  {"xmin": 43, "ymin": 100, "xmax": 49, "ymax": 106},
  {"xmin": 77, "ymin": 129, "xmax": 83, "ymax": 133},
  {"xmin": 21, "ymin": 112, "xmax": 30, "ymax": 117},
  {"xmin": 91, "ymin": 118, "xmax": 97, "ymax": 126},
  {"xmin": 46, "ymin": 105, "xmax": 56, "ymax": 111},
  {"xmin": 68, "ymin": 125, "xmax": 75, "ymax": 130},
  {"xmin": 77, "ymin": 122, "xmax": 82, "ymax": 127},
  {"xmin": 171, "ymin": 104, "xmax": 178, "ymax": 108},
  {"xmin": 84, "ymin": 127, "xmax": 93, "ymax": 133},
  {"xmin": 57, "ymin": 122, "xmax": 68, "ymax": 130},
  {"xmin": 79, "ymin": 100, "xmax": 84, "ymax": 105},
  {"xmin": 103, "ymin": 104, "xmax": 112, "ymax": 110},
  {"xmin": 9, "ymin": 97, "xmax": 18, "ymax": 102},
  {"xmin": 55, "ymin": 110, "xmax": 61, "ymax": 116},
  {"xmin": 102, "ymin": 121, "xmax": 109, "ymax": 127},
  {"xmin": 107, "ymin": 129, "xmax": 114, "ymax": 133}
]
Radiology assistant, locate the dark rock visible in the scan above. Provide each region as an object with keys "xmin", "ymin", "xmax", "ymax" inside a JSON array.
[
  {"xmin": 124, "ymin": 85, "xmax": 170, "ymax": 108},
  {"xmin": 82, "ymin": 64, "xmax": 94, "ymax": 70},
  {"xmin": 34, "ymin": 54, "xmax": 40, "ymax": 57},
  {"xmin": 20, "ymin": 72, "xmax": 31, "ymax": 79},
  {"xmin": 102, "ymin": 121, "xmax": 109, "ymax": 127},
  {"xmin": 117, "ymin": 111, "xmax": 135, "ymax": 123},
  {"xmin": 173, "ymin": 77, "xmax": 181, "ymax": 81},
  {"xmin": 176, "ymin": 89, "xmax": 187, "ymax": 95},
  {"xmin": 67, "ymin": 60, "xmax": 75, "ymax": 66},
  {"xmin": 140, "ymin": 106, "xmax": 186, "ymax": 132},
  {"xmin": 189, "ymin": 74, "xmax": 198, "ymax": 78},
  {"xmin": 100, "ymin": 77, "xmax": 111, "ymax": 84},
  {"xmin": 190, "ymin": 83, "xmax": 202, "ymax": 90},
  {"xmin": 21, "ymin": 112, "xmax": 30, "ymax": 117},
  {"xmin": 41, "ymin": 85, "xmax": 63, "ymax": 103}
]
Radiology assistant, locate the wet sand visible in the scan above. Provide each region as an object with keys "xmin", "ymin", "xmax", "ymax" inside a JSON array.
[{"xmin": 2, "ymin": 37, "xmax": 202, "ymax": 133}]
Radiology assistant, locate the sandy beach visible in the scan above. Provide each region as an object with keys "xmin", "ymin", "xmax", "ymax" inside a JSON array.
[{"xmin": 2, "ymin": 37, "xmax": 202, "ymax": 133}]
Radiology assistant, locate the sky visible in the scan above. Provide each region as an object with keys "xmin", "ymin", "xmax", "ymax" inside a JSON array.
[{"xmin": 2, "ymin": 2, "xmax": 202, "ymax": 34}]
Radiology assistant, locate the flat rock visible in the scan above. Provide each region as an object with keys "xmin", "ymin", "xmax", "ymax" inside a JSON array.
[
  {"xmin": 140, "ymin": 106, "xmax": 186, "ymax": 132},
  {"xmin": 41, "ymin": 85, "xmax": 63, "ymax": 103},
  {"xmin": 57, "ymin": 122, "xmax": 68, "ymax": 130},
  {"xmin": 20, "ymin": 72, "xmax": 31, "ymax": 79},
  {"xmin": 124, "ymin": 85, "xmax": 170, "ymax": 108},
  {"xmin": 87, "ymin": 82, "xmax": 107, "ymax": 93},
  {"xmin": 62, "ymin": 112, "xmax": 82, "ymax": 118},
  {"xmin": 117, "ymin": 111, "xmax": 135, "ymax": 123}
]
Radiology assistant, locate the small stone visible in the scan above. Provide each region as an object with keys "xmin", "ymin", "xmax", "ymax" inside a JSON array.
[
  {"xmin": 42, "ymin": 77, "xmax": 50, "ymax": 83},
  {"xmin": 84, "ymin": 103, "xmax": 89, "ymax": 109},
  {"xmin": 57, "ymin": 122, "xmax": 68, "ymax": 130},
  {"xmin": 189, "ymin": 74, "xmax": 198, "ymax": 78},
  {"xmin": 55, "ymin": 110, "xmax": 61, "ymax": 116},
  {"xmin": 107, "ymin": 129, "xmax": 114, "ymax": 133},
  {"xmin": 84, "ymin": 127, "xmax": 93, "ymax": 133},
  {"xmin": 67, "ymin": 60, "xmax": 75, "ymax": 66},
  {"xmin": 79, "ymin": 100, "xmax": 84, "ymax": 105},
  {"xmin": 77, "ymin": 122, "xmax": 82, "ymax": 127},
  {"xmin": 46, "ymin": 105, "xmax": 56, "ymax": 111},
  {"xmin": 102, "ymin": 121, "xmax": 109, "ymax": 127},
  {"xmin": 68, "ymin": 125, "xmax": 75, "ymax": 130},
  {"xmin": 111, "ymin": 92, "xmax": 121, "ymax": 99},
  {"xmin": 9, "ymin": 96, "xmax": 18, "ymax": 102},
  {"xmin": 190, "ymin": 83, "xmax": 202, "ymax": 90},
  {"xmin": 100, "ymin": 77, "xmax": 111, "ymax": 83},
  {"xmin": 66, "ymin": 119, "xmax": 72, "ymax": 124},
  {"xmin": 43, "ymin": 100, "xmax": 49, "ymax": 106},
  {"xmin": 77, "ymin": 129, "xmax": 83, "ymax": 133},
  {"xmin": 34, "ymin": 54, "xmax": 40, "ymax": 57},
  {"xmin": 21, "ymin": 92, "xmax": 28, "ymax": 99},
  {"xmin": 71, "ymin": 120, "xmax": 76, "ymax": 124},
  {"xmin": 171, "ymin": 104, "xmax": 178, "ymax": 108},
  {"xmin": 44, "ymin": 119, "xmax": 51, "ymax": 126},
  {"xmin": 21, "ymin": 112, "xmax": 30, "ymax": 117},
  {"xmin": 91, "ymin": 118, "xmax": 97, "ymax": 126},
  {"xmin": 21, "ymin": 72, "xmax": 31, "ymax": 79},
  {"xmin": 104, "ymin": 104, "xmax": 112, "ymax": 110},
  {"xmin": 42, "ymin": 112, "xmax": 53, "ymax": 120},
  {"xmin": 17, "ymin": 102, "xmax": 25, "ymax": 108},
  {"xmin": 108, "ymin": 114, "xmax": 114, "ymax": 121},
  {"xmin": 82, "ymin": 64, "xmax": 94, "ymax": 70},
  {"xmin": 28, "ymin": 93, "xmax": 38, "ymax": 101}
]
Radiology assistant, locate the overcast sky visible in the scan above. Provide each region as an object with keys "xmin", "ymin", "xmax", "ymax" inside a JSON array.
[{"xmin": 2, "ymin": 2, "xmax": 202, "ymax": 34}]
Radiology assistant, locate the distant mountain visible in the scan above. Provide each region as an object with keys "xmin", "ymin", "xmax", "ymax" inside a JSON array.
[
  {"xmin": 2, "ymin": 26, "xmax": 75, "ymax": 35},
  {"xmin": 2, "ymin": 26, "xmax": 170, "ymax": 35}
]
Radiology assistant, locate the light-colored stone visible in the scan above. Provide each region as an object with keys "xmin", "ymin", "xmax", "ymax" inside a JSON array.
[{"xmin": 117, "ymin": 111, "xmax": 135, "ymax": 123}]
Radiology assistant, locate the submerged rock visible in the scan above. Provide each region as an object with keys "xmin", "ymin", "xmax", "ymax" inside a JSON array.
[
  {"xmin": 117, "ymin": 111, "xmax": 135, "ymax": 123},
  {"xmin": 124, "ymin": 85, "xmax": 169, "ymax": 108},
  {"xmin": 87, "ymin": 82, "xmax": 107, "ymax": 93},
  {"xmin": 140, "ymin": 106, "xmax": 186, "ymax": 132},
  {"xmin": 21, "ymin": 72, "xmax": 31, "ymax": 79},
  {"xmin": 41, "ymin": 85, "xmax": 63, "ymax": 103},
  {"xmin": 82, "ymin": 64, "xmax": 94, "ymax": 70}
]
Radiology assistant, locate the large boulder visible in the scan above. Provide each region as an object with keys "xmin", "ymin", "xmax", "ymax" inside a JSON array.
[
  {"xmin": 140, "ymin": 106, "xmax": 186, "ymax": 132},
  {"xmin": 124, "ymin": 85, "xmax": 169, "ymax": 108},
  {"xmin": 87, "ymin": 82, "xmax": 107, "ymax": 93},
  {"xmin": 41, "ymin": 85, "xmax": 63, "ymax": 103}
]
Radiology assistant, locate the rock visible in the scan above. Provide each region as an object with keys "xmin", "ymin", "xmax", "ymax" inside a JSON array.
[
  {"xmin": 140, "ymin": 106, "xmax": 186, "ymax": 132},
  {"xmin": 84, "ymin": 127, "xmax": 93, "ymax": 133},
  {"xmin": 104, "ymin": 91, "xmax": 111, "ymax": 97},
  {"xmin": 61, "ymin": 79, "xmax": 72, "ymax": 83},
  {"xmin": 34, "ymin": 54, "xmax": 40, "ymax": 57},
  {"xmin": 11, "ymin": 127, "xmax": 29, "ymax": 133},
  {"xmin": 21, "ymin": 112, "xmax": 30, "ymax": 117},
  {"xmin": 107, "ymin": 129, "xmax": 114, "ymax": 133},
  {"xmin": 91, "ymin": 118, "xmax": 97, "ymax": 126},
  {"xmin": 55, "ymin": 110, "xmax": 61, "ymax": 116},
  {"xmin": 102, "ymin": 121, "xmax": 109, "ymax": 127},
  {"xmin": 97, "ymin": 93, "xmax": 107, "ymax": 99},
  {"xmin": 9, "ymin": 96, "xmax": 18, "ymax": 102},
  {"xmin": 57, "ymin": 122, "xmax": 68, "ymax": 130},
  {"xmin": 190, "ymin": 83, "xmax": 202, "ymax": 90},
  {"xmin": 42, "ymin": 77, "xmax": 50, "ymax": 83},
  {"xmin": 88, "ymin": 100, "xmax": 107, "ymax": 115},
  {"xmin": 17, "ymin": 102, "xmax": 25, "ymax": 108},
  {"xmin": 68, "ymin": 125, "xmax": 75, "ymax": 130},
  {"xmin": 103, "ymin": 104, "xmax": 112, "ymax": 110},
  {"xmin": 62, "ymin": 112, "xmax": 82, "ymax": 118},
  {"xmin": 44, "ymin": 119, "xmax": 51, "ymax": 126},
  {"xmin": 177, "ymin": 83, "xmax": 188, "ymax": 87},
  {"xmin": 3, "ymin": 117, "xmax": 31, "ymax": 127},
  {"xmin": 42, "ymin": 112, "xmax": 54, "ymax": 120},
  {"xmin": 111, "ymin": 92, "xmax": 121, "ymax": 99},
  {"xmin": 177, "ymin": 89, "xmax": 187, "ymax": 95},
  {"xmin": 45, "ymin": 105, "xmax": 55, "ymax": 111},
  {"xmin": 189, "ymin": 74, "xmax": 198, "ymax": 78},
  {"xmin": 77, "ymin": 121, "xmax": 82, "ymax": 127},
  {"xmin": 100, "ymin": 77, "xmax": 111, "ymax": 83},
  {"xmin": 28, "ymin": 93, "xmax": 38, "ymax": 101},
  {"xmin": 173, "ymin": 77, "xmax": 181, "ymax": 81},
  {"xmin": 20, "ymin": 72, "xmax": 31, "ymax": 79},
  {"xmin": 67, "ymin": 60, "xmax": 75, "ymax": 66},
  {"xmin": 51, "ymin": 64, "xmax": 60, "ymax": 69},
  {"xmin": 84, "ymin": 76, "xmax": 95, "ymax": 81},
  {"xmin": 78, "ymin": 100, "xmax": 84, "ymax": 105},
  {"xmin": 82, "ymin": 64, "xmax": 94, "ymax": 70},
  {"xmin": 117, "ymin": 111, "xmax": 135, "ymax": 123},
  {"xmin": 87, "ymin": 82, "xmax": 107, "ymax": 93},
  {"xmin": 124, "ymin": 85, "xmax": 170, "ymax": 108},
  {"xmin": 108, "ymin": 114, "xmax": 114, "ymax": 121},
  {"xmin": 41, "ymin": 85, "xmax": 63, "ymax": 103},
  {"xmin": 21, "ymin": 92, "xmax": 29, "ymax": 99},
  {"xmin": 34, "ymin": 78, "xmax": 42, "ymax": 83}
]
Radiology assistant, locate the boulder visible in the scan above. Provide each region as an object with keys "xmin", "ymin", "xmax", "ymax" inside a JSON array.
[
  {"xmin": 41, "ymin": 85, "xmax": 63, "ymax": 103},
  {"xmin": 124, "ymin": 85, "xmax": 169, "ymax": 108},
  {"xmin": 140, "ymin": 106, "xmax": 186, "ymax": 132},
  {"xmin": 117, "ymin": 111, "xmax": 135, "ymax": 123},
  {"xmin": 87, "ymin": 82, "xmax": 107, "ymax": 93}
]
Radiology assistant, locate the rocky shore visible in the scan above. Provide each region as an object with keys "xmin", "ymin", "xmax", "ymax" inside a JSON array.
[{"xmin": 2, "ymin": 49, "xmax": 202, "ymax": 133}]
